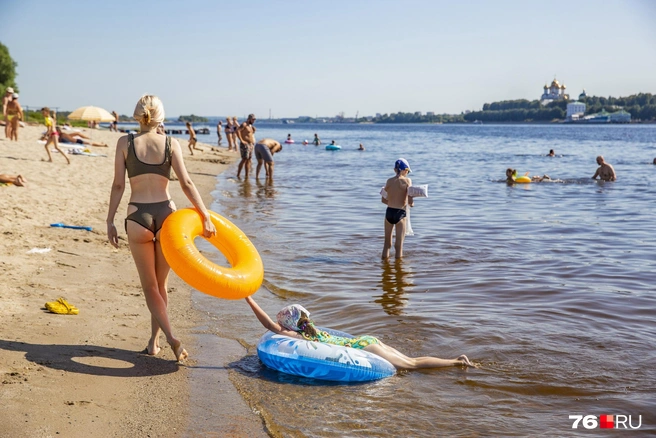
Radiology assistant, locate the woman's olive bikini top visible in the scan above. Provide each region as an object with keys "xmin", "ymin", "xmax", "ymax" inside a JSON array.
[{"xmin": 126, "ymin": 134, "xmax": 172, "ymax": 179}]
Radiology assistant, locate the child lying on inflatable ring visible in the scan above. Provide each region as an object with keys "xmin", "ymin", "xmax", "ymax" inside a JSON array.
[
  {"xmin": 506, "ymin": 168, "xmax": 551, "ymax": 183},
  {"xmin": 245, "ymin": 296, "xmax": 475, "ymax": 370}
]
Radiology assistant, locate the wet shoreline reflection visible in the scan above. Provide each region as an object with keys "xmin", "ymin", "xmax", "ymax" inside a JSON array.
[{"xmin": 375, "ymin": 259, "xmax": 414, "ymax": 315}]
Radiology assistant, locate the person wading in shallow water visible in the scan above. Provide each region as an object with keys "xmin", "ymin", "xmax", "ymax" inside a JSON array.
[
  {"xmin": 236, "ymin": 114, "xmax": 257, "ymax": 178},
  {"xmin": 382, "ymin": 158, "xmax": 414, "ymax": 260},
  {"xmin": 592, "ymin": 155, "xmax": 617, "ymax": 181}
]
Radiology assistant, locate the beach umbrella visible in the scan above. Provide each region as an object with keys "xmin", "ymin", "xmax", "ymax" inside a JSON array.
[{"xmin": 67, "ymin": 106, "xmax": 115, "ymax": 122}]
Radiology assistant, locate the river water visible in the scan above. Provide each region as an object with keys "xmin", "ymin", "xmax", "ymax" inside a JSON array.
[{"xmin": 185, "ymin": 123, "xmax": 655, "ymax": 437}]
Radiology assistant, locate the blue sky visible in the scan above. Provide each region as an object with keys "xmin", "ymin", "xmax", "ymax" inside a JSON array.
[{"xmin": 2, "ymin": 0, "xmax": 655, "ymax": 118}]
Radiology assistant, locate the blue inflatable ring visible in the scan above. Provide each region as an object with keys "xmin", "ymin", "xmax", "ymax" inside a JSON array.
[{"xmin": 257, "ymin": 327, "xmax": 396, "ymax": 382}]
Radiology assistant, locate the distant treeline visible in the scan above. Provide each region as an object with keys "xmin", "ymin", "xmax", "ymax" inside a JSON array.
[
  {"xmin": 178, "ymin": 114, "xmax": 208, "ymax": 123},
  {"xmin": 24, "ymin": 110, "xmax": 86, "ymax": 127},
  {"xmin": 463, "ymin": 104, "xmax": 565, "ymax": 123},
  {"xmin": 370, "ymin": 112, "xmax": 466, "ymax": 124},
  {"xmin": 579, "ymin": 93, "xmax": 656, "ymax": 121},
  {"xmin": 23, "ymin": 110, "xmax": 133, "ymax": 127},
  {"xmin": 464, "ymin": 93, "xmax": 656, "ymax": 122}
]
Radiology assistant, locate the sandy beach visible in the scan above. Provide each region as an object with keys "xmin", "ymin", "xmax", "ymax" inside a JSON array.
[{"xmin": 0, "ymin": 124, "xmax": 267, "ymax": 437}]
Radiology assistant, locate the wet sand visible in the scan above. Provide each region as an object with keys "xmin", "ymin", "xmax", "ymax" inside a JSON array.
[{"xmin": 0, "ymin": 125, "xmax": 266, "ymax": 437}]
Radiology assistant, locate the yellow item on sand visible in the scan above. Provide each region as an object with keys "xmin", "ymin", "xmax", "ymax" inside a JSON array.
[{"xmin": 45, "ymin": 297, "xmax": 79, "ymax": 315}]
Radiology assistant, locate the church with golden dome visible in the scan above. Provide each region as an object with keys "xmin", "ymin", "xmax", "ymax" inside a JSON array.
[{"xmin": 541, "ymin": 78, "xmax": 570, "ymax": 103}]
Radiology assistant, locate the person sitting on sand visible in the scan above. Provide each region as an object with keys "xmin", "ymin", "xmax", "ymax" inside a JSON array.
[
  {"xmin": 107, "ymin": 94, "xmax": 216, "ymax": 362},
  {"xmin": 0, "ymin": 173, "xmax": 26, "ymax": 186},
  {"xmin": 41, "ymin": 107, "xmax": 70, "ymax": 164},
  {"xmin": 592, "ymin": 155, "xmax": 617, "ymax": 182},
  {"xmin": 547, "ymin": 149, "xmax": 555, "ymax": 157},
  {"xmin": 185, "ymin": 121, "xmax": 203, "ymax": 155},
  {"xmin": 56, "ymin": 127, "xmax": 108, "ymax": 147},
  {"xmin": 245, "ymin": 296, "xmax": 474, "ymax": 370},
  {"xmin": 382, "ymin": 158, "xmax": 414, "ymax": 260}
]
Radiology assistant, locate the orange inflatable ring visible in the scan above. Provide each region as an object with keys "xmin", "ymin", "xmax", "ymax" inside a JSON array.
[{"xmin": 159, "ymin": 208, "xmax": 264, "ymax": 300}]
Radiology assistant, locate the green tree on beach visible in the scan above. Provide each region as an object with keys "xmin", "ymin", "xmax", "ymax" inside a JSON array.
[{"xmin": 0, "ymin": 42, "xmax": 18, "ymax": 93}]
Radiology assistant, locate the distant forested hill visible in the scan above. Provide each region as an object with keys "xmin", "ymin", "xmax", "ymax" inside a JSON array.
[
  {"xmin": 178, "ymin": 114, "xmax": 209, "ymax": 123},
  {"xmin": 463, "ymin": 93, "xmax": 656, "ymax": 122}
]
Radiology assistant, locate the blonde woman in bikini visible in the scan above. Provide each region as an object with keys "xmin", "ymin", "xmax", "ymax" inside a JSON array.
[{"xmin": 107, "ymin": 95, "xmax": 216, "ymax": 362}]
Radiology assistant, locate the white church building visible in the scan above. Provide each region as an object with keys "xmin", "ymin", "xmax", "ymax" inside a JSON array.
[{"xmin": 541, "ymin": 78, "xmax": 570, "ymax": 103}]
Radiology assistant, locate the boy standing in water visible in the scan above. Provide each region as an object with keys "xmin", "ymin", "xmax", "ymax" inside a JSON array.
[{"xmin": 382, "ymin": 158, "xmax": 413, "ymax": 259}]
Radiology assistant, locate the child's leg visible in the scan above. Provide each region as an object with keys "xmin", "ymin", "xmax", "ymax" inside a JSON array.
[
  {"xmin": 53, "ymin": 137, "xmax": 70, "ymax": 164},
  {"xmin": 44, "ymin": 137, "xmax": 54, "ymax": 162},
  {"xmin": 394, "ymin": 218, "xmax": 407, "ymax": 259},
  {"xmin": 382, "ymin": 219, "xmax": 394, "ymax": 259}
]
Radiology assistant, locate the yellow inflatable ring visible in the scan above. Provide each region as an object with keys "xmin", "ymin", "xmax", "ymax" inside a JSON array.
[
  {"xmin": 514, "ymin": 176, "xmax": 532, "ymax": 184},
  {"xmin": 159, "ymin": 208, "xmax": 263, "ymax": 300}
]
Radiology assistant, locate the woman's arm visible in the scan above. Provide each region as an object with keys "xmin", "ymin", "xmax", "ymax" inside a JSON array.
[
  {"xmin": 106, "ymin": 136, "xmax": 128, "ymax": 248},
  {"xmin": 170, "ymin": 138, "xmax": 216, "ymax": 238}
]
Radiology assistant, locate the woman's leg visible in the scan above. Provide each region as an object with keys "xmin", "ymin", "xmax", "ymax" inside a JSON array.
[
  {"xmin": 11, "ymin": 117, "xmax": 19, "ymax": 141},
  {"xmin": 127, "ymin": 220, "xmax": 185, "ymax": 361},
  {"xmin": 154, "ymin": 226, "xmax": 187, "ymax": 361},
  {"xmin": 365, "ymin": 341, "xmax": 473, "ymax": 370}
]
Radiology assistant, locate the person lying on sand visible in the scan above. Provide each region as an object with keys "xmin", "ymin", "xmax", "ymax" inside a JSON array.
[
  {"xmin": 56, "ymin": 127, "xmax": 108, "ymax": 147},
  {"xmin": 0, "ymin": 174, "xmax": 26, "ymax": 186}
]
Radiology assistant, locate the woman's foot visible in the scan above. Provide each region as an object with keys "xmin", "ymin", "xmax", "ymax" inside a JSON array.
[
  {"xmin": 170, "ymin": 339, "xmax": 188, "ymax": 362},
  {"xmin": 146, "ymin": 339, "xmax": 161, "ymax": 356}
]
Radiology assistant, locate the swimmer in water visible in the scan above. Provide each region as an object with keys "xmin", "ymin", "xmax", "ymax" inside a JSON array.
[
  {"xmin": 592, "ymin": 155, "xmax": 617, "ymax": 182},
  {"xmin": 547, "ymin": 149, "xmax": 555, "ymax": 157},
  {"xmin": 245, "ymin": 296, "xmax": 475, "ymax": 370}
]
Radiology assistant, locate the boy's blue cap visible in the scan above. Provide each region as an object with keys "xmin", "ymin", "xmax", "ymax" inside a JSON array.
[{"xmin": 395, "ymin": 158, "xmax": 411, "ymax": 173}]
